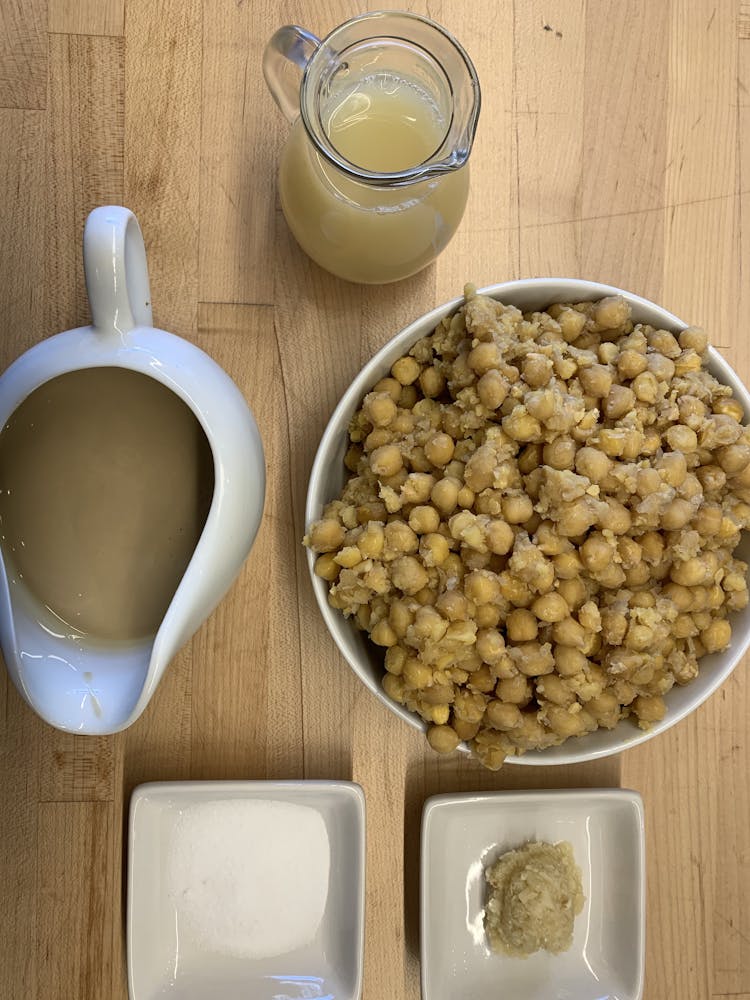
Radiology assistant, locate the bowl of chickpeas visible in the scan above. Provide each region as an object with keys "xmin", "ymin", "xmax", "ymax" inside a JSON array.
[{"xmin": 304, "ymin": 279, "xmax": 750, "ymax": 769}]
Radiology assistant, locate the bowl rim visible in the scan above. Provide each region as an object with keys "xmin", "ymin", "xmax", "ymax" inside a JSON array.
[{"xmin": 305, "ymin": 277, "xmax": 750, "ymax": 765}]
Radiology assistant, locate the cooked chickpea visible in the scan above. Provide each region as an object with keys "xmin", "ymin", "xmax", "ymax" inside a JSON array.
[
  {"xmin": 553, "ymin": 551, "xmax": 583, "ymax": 580},
  {"xmin": 467, "ymin": 341, "xmax": 501, "ymax": 375},
  {"xmin": 502, "ymin": 493, "xmax": 534, "ymax": 524},
  {"xmin": 661, "ymin": 498, "xmax": 694, "ymax": 531},
  {"xmin": 665, "ymin": 424, "xmax": 698, "ymax": 452},
  {"xmin": 536, "ymin": 674, "xmax": 575, "ymax": 707},
  {"xmin": 514, "ymin": 642, "xmax": 555, "ymax": 676},
  {"xmin": 526, "ymin": 389, "xmax": 556, "ymax": 422},
  {"xmin": 388, "ymin": 599, "xmax": 414, "ymax": 637},
  {"xmin": 597, "ymin": 428, "xmax": 630, "ymax": 457},
  {"xmin": 399, "ymin": 385, "xmax": 419, "ymax": 409},
  {"xmin": 419, "ymin": 366, "xmax": 445, "ymax": 398},
  {"xmin": 476, "ymin": 628, "xmax": 505, "ymax": 664},
  {"xmin": 382, "ymin": 673, "xmax": 406, "ymax": 703},
  {"xmin": 556, "ymin": 577, "xmax": 587, "ymax": 610},
  {"xmin": 502, "ymin": 406, "xmax": 542, "ymax": 442},
  {"xmin": 594, "ymin": 296, "xmax": 629, "ymax": 330},
  {"xmin": 424, "ymin": 432, "xmax": 455, "ymax": 468},
  {"xmin": 543, "ymin": 436, "xmax": 577, "ymax": 470},
  {"xmin": 555, "ymin": 307, "xmax": 585, "ymax": 342},
  {"xmin": 402, "ymin": 473, "xmax": 435, "ymax": 505},
  {"xmin": 429, "ymin": 476, "xmax": 460, "ymax": 516},
  {"xmin": 617, "ymin": 349, "xmax": 648, "ymax": 380},
  {"xmin": 363, "ymin": 392, "xmax": 397, "ymax": 428},
  {"xmin": 465, "ymin": 570, "xmax": 501, "ymax": 605},
  {"xmin": 603, "ymin": 384, "xmax": 636, "ymax": 420},
  {"xmin": 523, "ymin": 353, "xmax": 554, "ymax": 387},
  {"xmin": 544, "ymin": 703, "xmax": 585, "ymax": 737},
  {"xmin": 506, "ymin": 608, "xmax": 538, "ymax": 642},
  {"xmin": 556, "ymin": 500, "xmax": 598, "ymax": 536},
  {"xmin": 496, "ymin": 675, "xmax": 531, "ymax": 705},
  {"xmin": 716, "ymin": 443, "xmax": 750, "ymax": 474},
  {"xmin": 307, "ymin": 518, "xmax": 346, "ymax": 552},
  {"xmin": 714, "ymin": 397, "xmax": 744, "ymax": 421},
  {"xmin": 635, "ymin": 467, "xmax": 662, "ymax": 497},
  {"xmin": 598, "ymin": 498, "xmax": 631, "ymax": 534},
  {"xmin": 581, "ymin": 533, "xmax": 611, "ymax": 573},
  {"xmin": 701, "ymin": 618, "xmax": 731, "ymax": 653},
  {"xmin": 390, "ymin": 555, "xmax": 429, "ymax": 595},
  {"xmin": 403, "ymin": 657, "xmax": 433, "ymax": 689},
  {"xmin": 531, "ymin": 592, "xmax": 569, "ymax": 623},
  {"xmin": 632, "ymin": 370, "xmax": 659, "ymax": 403},
  {"xmin": 371, "ymin": 619, "xmax": 398, "ymax": 647},
  {"xmin": 535, "ymin": 521, "xmax": 571, "ymax": 556},
  {"xmin": 670, "ymin": 557, "xmax": 706, "ymax": 587},
  {"xmin": 695, "ymin": 462, "xmax": 726, "ymax": 494},
  {"xmin": 373, "ymin": 377, "xmax": 402, "ymax": 402},
  {"xmin": 384, "ymin": 645, "xmax": 407, "ymax": 675},
  {"xmin": 314, "ymin": 552, "xmax": 340, "ymax": 581},
  {"xmin": 551, "ymin": 616, "xmax": 587, "ymax": 649},
  {"xmin": 370, "ymin": 444, "xmax": 403, "ymax": 478},
  {"xmin": 485, "ymin": 700, "xmax": 523, "ymax": 731},
  {"xmin": 384, "ymin": 521, "xmax": 418, "ymax": 554},
  {"xmin": 575, "ymin": 446, "xmax": 611, "ymax": 482},
  {"xmin": 485, "ymin": 519, "xmax": 515, "ymax": 555},
  {"xmin": 420, "ymin": 532, "xmax": 450, "ymax": 567},
  {"xmin": 552, "ymin": 644, "xmax": 586, "ymax": 676},
  {"xmin": 679, "ymin": 326, "xmax": 708, "ymax": 353},
  {"xmin": 632, "ymin": 695, "xmax": 666, "ymax": 725},
  {"xmin": 408, "ymin": 505, "xmax": 440, "ymax": 535},
  {"xmin": 476, "ymin": 370, "xmax": 509, "ymax": 409},
  {"xmin": 391, "ymin": 355, "xmax": 421, "ymax": 385},
  {"xmin": 427, "ymin": 724, "xmax": 461, "ymax": 753},
  {"xmin": 694, "ymin": 503, "xmax": 722, "ymax": 535},
  {"xmin": 457, "ymin": 485, "xmax": 475, "ymax": 509},
  {"xmin": 579, "ymin": 364, "xmax": 612, "ymax": 398}
]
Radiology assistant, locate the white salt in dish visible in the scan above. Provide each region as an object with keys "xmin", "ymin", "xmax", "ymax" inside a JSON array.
[{"xmin": 127, "ymin": 780, "xmax": 365, "ymax": 1000}]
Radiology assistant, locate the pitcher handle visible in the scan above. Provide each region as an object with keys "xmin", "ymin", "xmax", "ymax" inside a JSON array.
[
  {"xmin": 263, "ymin": 25, "xmax": 321, "ymax": 123},
  {"xmin": 83, "ymin": 206, "xmax": 153, "ymax": 335}
]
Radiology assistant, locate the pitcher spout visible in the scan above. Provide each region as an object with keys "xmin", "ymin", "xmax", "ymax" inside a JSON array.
[{"xmin": 0, "ymin": 551, "xmax": 156, "ymax": 734}]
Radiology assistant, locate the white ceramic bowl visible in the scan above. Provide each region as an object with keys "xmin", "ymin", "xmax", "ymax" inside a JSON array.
[
  {"xmin": 420, "ymin": 788, "xmax": 645, "ymax": 1000},
  {"xmin": 305, "ymin": 279, "xmax": 750, "ymax": 765},
  {"xmin": 128, "ymin": 780, "xmax": 365, "ymax": 1000}
]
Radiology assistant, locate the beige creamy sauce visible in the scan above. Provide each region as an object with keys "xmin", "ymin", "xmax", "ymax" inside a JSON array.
[
  {"xmin": 279, "ymin": 72, "xmax": 469, "ymax": 283},
  {"xmin": 0, "ymin": 367, "xmax": 214, "ymax": 641}
]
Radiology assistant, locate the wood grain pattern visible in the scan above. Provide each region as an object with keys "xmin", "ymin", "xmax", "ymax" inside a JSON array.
[
  {"xmin": 36, "ymin": 803, "xmax": 118, "ymax": 999},
  {"xmin": 45, "ymin": 33, "xmax": 124, "ymax": 333},
  {"xmin": 48, "ymin": 0, "xmax": 123, "ymax": 37},
  {"xmin": 199, "ymin": 1, "xmax": 279, "ymax": 305},
  {"xmin": 0, "ymin": 0, "xmax": 46, "ymax": 110},
  {"xmin": 0, "ymin": 1, "xmax": 748, "ymax": 998},
  {"xmin": 620, "ymin": 4, "xmax": 745, "ymax": 1000}
]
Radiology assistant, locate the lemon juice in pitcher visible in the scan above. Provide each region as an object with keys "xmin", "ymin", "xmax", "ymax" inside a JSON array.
[
  {"xmin": 279, "ymin": 71, "xmax": 470, "ymax": 284},
  {"xmin": 265, "ymin": 12, "xmax": 481, "ymax": 284}
]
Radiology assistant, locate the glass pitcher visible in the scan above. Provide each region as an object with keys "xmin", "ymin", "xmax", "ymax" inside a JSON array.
[{"xmin": 263, "ymin": 11, "xmax": 481, "ymax": 284}]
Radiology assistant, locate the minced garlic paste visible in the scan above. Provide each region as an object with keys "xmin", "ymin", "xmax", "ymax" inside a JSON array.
[{"xmin": 484, "ymin": 840, "xmax": 584, "ymax": 957}]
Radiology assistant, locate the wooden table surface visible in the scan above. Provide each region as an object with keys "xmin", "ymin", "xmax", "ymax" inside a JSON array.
[{"xmin": 1, "ymin": 0, "xmax": 749, "ymax": 997}]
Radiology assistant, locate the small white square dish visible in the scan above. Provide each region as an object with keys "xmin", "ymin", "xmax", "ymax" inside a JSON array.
[
  {"xmin": 128, "ymin": 780, "xmax": 365, "ymax": 1000},
  {"xmin": 421, "ymin": 788, "xmax": 645, "ymax": 1000}
]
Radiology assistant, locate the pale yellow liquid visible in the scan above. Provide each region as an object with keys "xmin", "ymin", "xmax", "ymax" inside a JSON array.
[
  {"xmin": 279, "ymin": 74, "xmax": 469, "ymax": 284},
  {"xmin": 0, "ymin": 368, "xmax": 214, "ymax": 640}
]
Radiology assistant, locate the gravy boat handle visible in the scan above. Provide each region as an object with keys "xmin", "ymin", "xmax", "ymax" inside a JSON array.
[{"xmin": 84, "ymin": 206, "xmax": 153, "ymax": 335}]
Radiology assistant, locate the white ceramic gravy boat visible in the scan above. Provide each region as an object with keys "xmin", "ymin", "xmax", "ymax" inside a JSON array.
[{"xmin": 0, "ymin": 206, "xmax": 265, "ymax": 734}]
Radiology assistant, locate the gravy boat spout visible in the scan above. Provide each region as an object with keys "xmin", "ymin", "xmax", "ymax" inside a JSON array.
[{"xmin": 0, "ymin": 207, "xmax": 265, "ymax": 734}]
